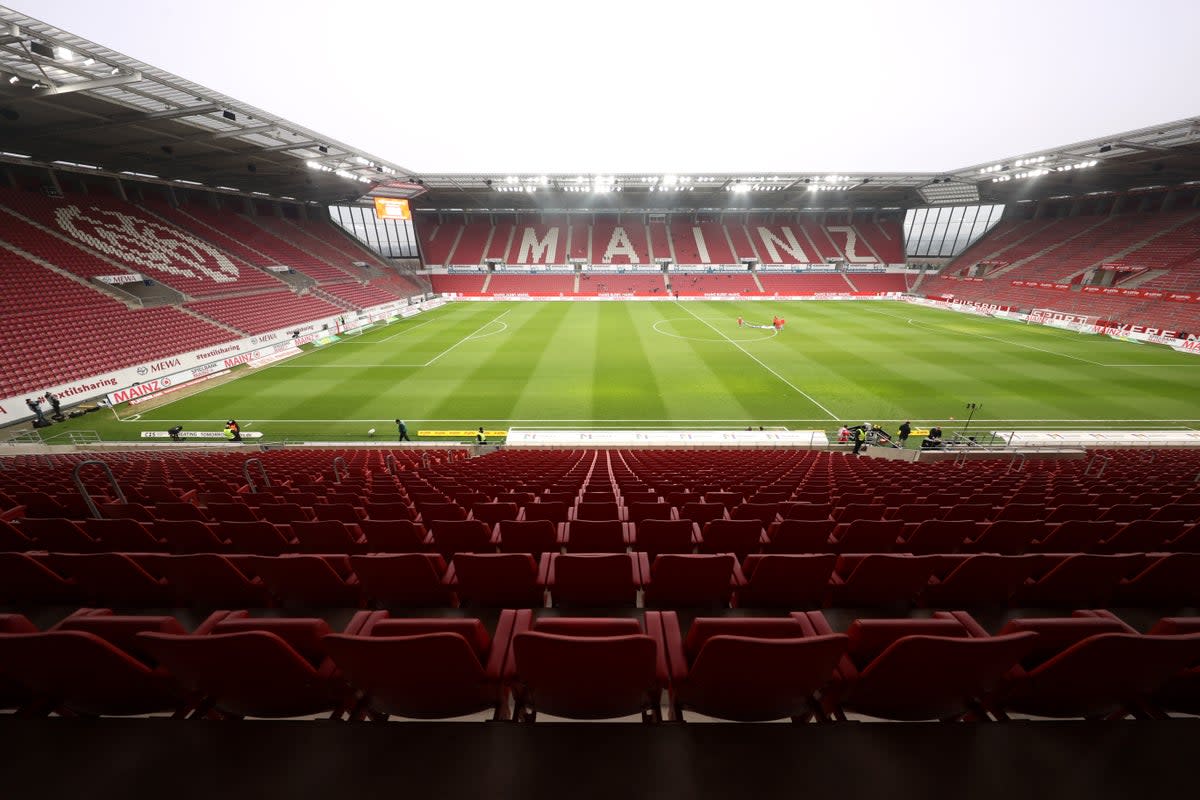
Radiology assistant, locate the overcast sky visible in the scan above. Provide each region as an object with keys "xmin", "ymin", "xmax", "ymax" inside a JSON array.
[{"xmin": 14, "ymin": 0, "xmax": 1200, "ymax": 174}]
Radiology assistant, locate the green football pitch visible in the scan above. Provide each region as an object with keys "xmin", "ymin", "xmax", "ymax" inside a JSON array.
[{"xmin": 42, "ymin": 300, "xmax": 1200, "ymax": 443}]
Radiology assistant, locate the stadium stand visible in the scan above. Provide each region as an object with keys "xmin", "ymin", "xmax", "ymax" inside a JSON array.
[
  {"xmin": 430, "ymin": 273, "xmax": 488, "ymax": 294},
  {"xmin": 487, "ymin": 273, "xmax": 575, "ymax": 295},
  {"xmin": 186, "ymin": 291, "xmax": 345, "ymax": 335}
]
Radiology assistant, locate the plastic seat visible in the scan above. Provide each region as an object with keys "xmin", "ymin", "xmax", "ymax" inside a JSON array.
[
  {"xmin": 523, "ymin": 501, "xmax": 569, "ymax": 526},
  {"xmin": 206, "ymin": 503, "xmax": 260, "ymax": 523},
  {"xmin": 1115, "ymin": 554, "xmax": 1200, "ymax": 606},
  {"xmin": 322, "ymin": 611, "xmax": 517, "ymax": 720},
  {"xmin": 362, "ymin": 501, "xmax": 415, "ymax": 521},
  {"xmin": 0, "ymin": 519, "xmax": 34, "ymax": 552},
  {"xmin": 1094, "ymin": 520, "xmax": 1181, "ymax": 554},
  {"xmin": 100, "ymin": 502, "xmax": 157, "ymax": 523},
  {"xmin": 1097, "ymin": 503, "xmax": 1153, "ymax": 523},
  {"xmin": 470, "ymin": 502, "xmax": 519, "ymax": 526},
  {"xmin": 1146, "ymin": 617, "xmax": 1200, "ymax": 715},
  {"xmin": 449, "ymin": 553, "xmax": 543, "ymax": 607},
  {"xmin": 0, "ymin": 628, "xmax": 187, "ymax": 716},
  {"xmin": 781, "ymin": 503, "xmax": 833, "ymax": 521},
  {"xmin": 661, "ymin": 613, "xmax": 846, "ymax": 722},
  {"xmin": 699, "ymin": 519, "xmax": 764, "ymax": 560},
  {"xmin": 834, "ymin": 504, "xmax": 886, "ymax": 524},
  {"xmin": 218, "ymin": 521, "xmax": 297, "ymax": 556},
  {"xmin": 544, "ymin": 553, "xmax": 641, "ymax": 607},
  {"xmin": 137, "ymin": 617, "xmax": 352, "ymax": 719},
  {"xmin": 920, "ymin": 554, "xmax": 1040, "ymax": 608},
  {"xmin": 290, "ymin": 520, "xmax": 365, "ymax": 554},
  {"xmin": 643, "ymin": 554, "xmax": 740, "ymax": 608},
  {"xmin": 818, "ymin": 613, "xmax": 1038, "ymax": 721},
  {"xmin": 510, "ymin": 613, "xmax": 667, "ymax": 721},
  {"xmin": 831, "ymin": 519, "xmax": 905, "ymax": 554},
  {"xmin": 565, "ymin": 519, "xmax": 629, "ymax": 553},
  {"xmin": 764, "ymin": 519, "xmax": 836, "ymax": 554},
  {"xmin": 632, "ymin": 519, "xmax": 697, "ymax": 560},
  {"xmin": 416, "ymin": 501, "xmax": 467, "ymax": 524},
  {"xmin": 259, "ymin": 503, "xmax": 312, "ymax": 525},
  {"xmin": 1045, "ymin": 504, "xmax": 1100, "ymax": 524},
  {"xmin": 1029, "ymin": 520, "xmax": 1116, "ymax": 553},
  {"xmin": 626, "ymin": 501, "xmax": 677, "ymax": 525},
  {"xmin": 313, "ymin": 503, "xmax": 364, "ymax": 524},
  {"xmin": 18, "ymin": 518, "xmax": 102, "ymax": 553},
  {"xmin": 350, "ymin": 553, "xmax": 454, "ymax": 607},
  {"xmin": 358, "ymin": 519, "xmax": 429, "ymax": 552},
  {"xmin": 962, "ymin": 520, "xmax": 1047, "ymax": 555},
  {"xmin": 1149, "ymin": 503, "xmax": 1200, "ymax": 523},
  {"xmin": 0, "ymin": 552, "xmax": 76, "ymax": 604},
  {"xmin": 942, "ymin": 503, "xmax": 993, "ymax": 522},
  {"xmin": 496, "ymin": 519, "xmax": 561, "ymax": 556},
  {"xmin": 428, "ymin": 519, "xmax": 495, "ymax": 559},
  {"xmin": 731, "ymin": 503, "xmax": 780, "ymax": 527},
  {"xmin": 1011, "ymin": 554, "xmax": 1145, "ymax": 607},
  {"xmin": 736, "ymin": 554, "xmax": 837, "ymax": 608},
  {"xmin": 83, "ymin": 518, "xmax": 168, "ymax": 552},
  {"xmin": 573, "ymin": 501, "xmax": 623, "ymax": 522},
  {"xmin": 154, "ymin": 554, "xmax": 271, "ymax": 607},
  {"xmin": 993, "ymin": 503, "xmax": 1046, "ymax": 522},
  {"xmin": 679, "ymin": 501, "xmax": 727, "ymax": 525},
  {"xmin": 157, "ymin": 519, "xmax": 230, "ymax": 554},
  {"xmin": 253, "ymin": 555, "xmax": 362, "ymax": 607},
  {"xmin": 994, "ymin": 616, "xmax": 1200, "ymax": 719},
  {"xmin": 828, "ymin": 555, "xmax": 940, "ymax": 607},
  {"xmin": 900, "ymin": 519, "xmax": 974, "ymax": 555},
  {"xmin": 888, "ymin": 504, "xmax": 942, "ymax": 524},
  {"xmin": 45, "ymin": 553, "xmax": 173, "ymax": 606},
  {"xmin": 154, "ymin": 502, "xmax": 211, "ymax": 522}
]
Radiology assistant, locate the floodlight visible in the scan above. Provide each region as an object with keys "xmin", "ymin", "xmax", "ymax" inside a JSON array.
[{"xmin": 7, "ymin": 76, "xmax": 16, "ymax": 85}]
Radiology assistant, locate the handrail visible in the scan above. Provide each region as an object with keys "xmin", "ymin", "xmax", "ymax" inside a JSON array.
[
  {"xmin": 1007, "ymin": 452, "xmax": 1027, "ymax": 473},
  {"xmin": 953, "ymin": 451, "xmax": 969, "ymax": 468},
  {"xmin": 73, "ymin": 459, "xmax": 126, "ymax": 519},
  {"xmin": 332, "ymin": 456, "xmax": 348, "ymax": 484},
  {"xmin": 385, "ymin": 454, "xmax": 397, "ymax": 475},
  {"xmin": 1085, "ymin": 454, "xmax": 1111, "ymax": 479},
  {"xmin": 420, "ymin": 452, "xmax": 431, "ymax": 470},
  {"xmin": 242, "ymin": 458, "xmax": 270, "ymax": 493}
]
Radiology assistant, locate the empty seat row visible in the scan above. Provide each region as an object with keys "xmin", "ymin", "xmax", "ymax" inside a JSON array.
[
  {"xmin": 10, "ymin": 515, "xmax": 1200, "ymax": 559},
  {"xmin": 2, "ymin": 608, "xmax": 1198, "ymax": 722},
  {"xmin": 2, "ymin": 551, "xmax": 1198, "ymax": 610}
]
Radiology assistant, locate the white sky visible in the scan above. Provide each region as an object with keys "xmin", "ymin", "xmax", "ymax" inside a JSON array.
[{"xmin": 14, "ymin": 0, "xmax": 1200, "ymax": 175}]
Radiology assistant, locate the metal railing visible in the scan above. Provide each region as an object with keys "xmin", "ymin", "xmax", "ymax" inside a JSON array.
[
  {"xmin": 1007, "ymin": 452, "xmax": 1027, "ymax": 473},
  {"xmin": 1085, "ymin": 454, "xmax": 1112, "ymax": 479},
  {"xmin": 332, "ymin": 456, "xmax": 348, "ymax": 484},
  {"xmin": 242, "ymin": 458, "xmax": 271, "ymax": 493},
  {"xmin": 72, "ymin": 459, "xmax": 126, "ymax": 519},
  {"xmin": 385, "ymin": 454, "xmax": 397, "ymax": 475}
]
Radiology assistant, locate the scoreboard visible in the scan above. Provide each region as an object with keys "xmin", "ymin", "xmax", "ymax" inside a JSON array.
[{"xmin": 373, "ymin": 197, "xmax": 411, "ymax": 220}]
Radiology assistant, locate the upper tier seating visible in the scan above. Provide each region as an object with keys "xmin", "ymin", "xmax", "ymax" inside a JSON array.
[{"xmin": 0, "ymin": 189, "xmax": 284, "ymax": 297}]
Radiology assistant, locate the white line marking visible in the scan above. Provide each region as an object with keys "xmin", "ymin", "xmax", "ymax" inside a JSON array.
[
  {"xmin": 855, "ymin": 304, "xmax": 1109, "ymax": 366},
  {"xmin": 423, "ymin": 308, "xmax": 513, "ymax": 367},
  {"xmin": 652, "ymin": 318, "xmax": 778, "ymax": 343},
  {"xmin": 674, "ymin": 301, "xmax": 839, "ymax": 420},
  {"xmin": 116, "ymin": 417, "xmax": 1200, "ymax": 424}
]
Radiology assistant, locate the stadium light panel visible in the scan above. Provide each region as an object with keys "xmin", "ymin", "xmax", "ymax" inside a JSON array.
[{"xmin": 7, "ymin": 76, "xmax": 16, "ymax": 84}]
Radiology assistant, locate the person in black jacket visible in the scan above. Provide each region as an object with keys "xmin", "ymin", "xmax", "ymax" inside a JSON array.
[
  {"xmin": 898, "ymin": 420, "xmax": 912, "ymax": 448},
  {"xmin": 395, "ymin": 419, "xmax": 411, "ymax": 442}
]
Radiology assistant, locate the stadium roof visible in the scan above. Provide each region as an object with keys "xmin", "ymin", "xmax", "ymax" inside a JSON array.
[
  {"xmin": 0, "ymin": 5, "xmax": 418, "ymax": 204},
  {"xmin": 0, "ymin": 5, "xmax": 1196, "ymax": 214},
  {"xmin": 410, "ymin": 116, "xmax": 1200, "ymax": 213}
]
